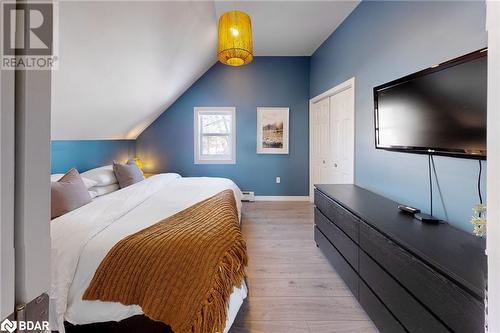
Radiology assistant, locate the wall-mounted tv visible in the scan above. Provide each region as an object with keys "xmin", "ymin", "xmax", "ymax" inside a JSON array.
[{"xmin": 374, "ymin": 49, "xmax": 487, "ymax": 159}]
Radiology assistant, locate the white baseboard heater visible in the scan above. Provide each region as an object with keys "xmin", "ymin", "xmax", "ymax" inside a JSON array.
[{"xmin": 241, "ymin": 191, "xmax": 255, "ymax": 202}]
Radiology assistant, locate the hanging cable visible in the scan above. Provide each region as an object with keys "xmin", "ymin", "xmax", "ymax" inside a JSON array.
[
  {"xmin": 477, "ymin": 159, "xmax": 483, "ymax": 219},
  {"xmin": 428, "ymin": 154, "xmax": 433, "ymax": 216},
  {"xmin": 478, "ymin": 159, "xmax": 483, "ymax": 205}
]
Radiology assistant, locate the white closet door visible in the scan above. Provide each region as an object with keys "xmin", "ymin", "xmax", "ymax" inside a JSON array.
[
  {"xmin": 310, "ymin": 78, "xmax": 355, "ymax": 198},
  {"xmin": 329, "ymin": 87, "xmax": 355, "ymax": 184},
  {"xmin": 311, "ymin": 97, "xmax": 331, "ymax": 189}
]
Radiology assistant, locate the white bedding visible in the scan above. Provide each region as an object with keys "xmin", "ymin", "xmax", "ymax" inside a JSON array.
[{"xmin": 50, "ymin": 173, "xmax": 246, "ymax": 333}]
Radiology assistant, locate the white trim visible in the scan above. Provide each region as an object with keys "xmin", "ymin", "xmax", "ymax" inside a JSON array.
[
  {"xmin": 309, "ymin": 98, "xmax": 314, "ymax": 203},
  {"xmin": 254, "ymin": 196, "xmax": 310, "ymax": 202},
  {"xmin": 0, "ymin": 55, "xmax": 15, "ymax": 320},
  {"xmin": 309, "ymin": 77, "xmax": 356, "ymax": 202},
  {"xmin": 487, "ymin": 1, "xmax": 500, "ymax": 332},
  {"xmin": 15, "ymin": 68, "xmax": 52, "ymax": 303},
  {"xmin": 193, "ymin": 107, "xmax": 236, "ymax": 164},
  {"xmin": 256, "ymin": 107, "xmax": 290, "ymax": 154},
  {"xmin": 310, "ymin": 77, "xmax": 355, "ymax": 104}
]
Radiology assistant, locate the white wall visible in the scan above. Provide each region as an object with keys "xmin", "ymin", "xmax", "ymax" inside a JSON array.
[
  {"xmin": 487, "ymin": 2, "xmax": 500, "ymax": 332},
  {"xmin": 51, "ymin": 1, "xmax": 218, "ymax": 140}
]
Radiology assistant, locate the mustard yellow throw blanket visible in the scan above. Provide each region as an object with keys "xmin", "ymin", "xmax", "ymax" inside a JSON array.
[{"xmin": 83, "ymin": 190, "xmax": 247, "ymax": 333}]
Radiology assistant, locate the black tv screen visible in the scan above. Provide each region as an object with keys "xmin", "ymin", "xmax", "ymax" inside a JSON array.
[{"xmin": 374, "ymin": 49, "xmax": 487, "ymax": 159}]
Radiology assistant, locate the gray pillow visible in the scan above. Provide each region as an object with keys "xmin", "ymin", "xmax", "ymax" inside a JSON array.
[
  {"xmin": 51, "ymin": 168, "xmax": 92, "ymax": 219},
  {"xmin": 113, "ymin": 160, "xmax": 145, "ymax": 189}
]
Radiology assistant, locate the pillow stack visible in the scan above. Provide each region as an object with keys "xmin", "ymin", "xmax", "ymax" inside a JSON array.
[
  {"xmin": 50, "ymin": 161, "xmax": 146, "ymax": 219},
  {"xmin": 81, "ymin": 165, "xmax": 120, "ymax": 199}
]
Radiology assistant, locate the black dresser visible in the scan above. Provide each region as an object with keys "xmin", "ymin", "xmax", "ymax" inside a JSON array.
[{"xmin": 314, "ymin": 184, "xmax": 486, "ymax": 333}]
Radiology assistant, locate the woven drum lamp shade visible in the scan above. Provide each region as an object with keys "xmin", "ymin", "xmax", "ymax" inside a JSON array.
[{"xmin": 218, "ymin": 10, "xmax": 253, "ymax": 66}]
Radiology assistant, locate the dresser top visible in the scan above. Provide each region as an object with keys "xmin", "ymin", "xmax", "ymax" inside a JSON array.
[{"xmin": 315, "ymin": 184, "xmax": 486, "ymax": 300}]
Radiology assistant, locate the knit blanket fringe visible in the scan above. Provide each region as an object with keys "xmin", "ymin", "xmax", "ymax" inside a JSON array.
[
  {"xmin": 83, "ymin": 190, "xmax": 247, "ymax": 333},
  {"xmin": 191, "ymin": 238, "xmax": 247, "ymax": 333}
]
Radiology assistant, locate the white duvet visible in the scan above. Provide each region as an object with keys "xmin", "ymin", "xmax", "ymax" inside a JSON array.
[{"xmin": 50, "ymin": 174, "xmax": 246, "ymax": 333}]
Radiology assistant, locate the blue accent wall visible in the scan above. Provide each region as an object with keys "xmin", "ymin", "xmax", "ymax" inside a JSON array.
[
  {"xmin": 51, "ymin": 140, "xmax": 136, "ymax": 173},
  {"xmin": 136, "ymin": 57, "xmax": 310, "ymax": 196},
  {"xmin": 310, "ymin": 1, "xmax": 487, "ymax": 232}
]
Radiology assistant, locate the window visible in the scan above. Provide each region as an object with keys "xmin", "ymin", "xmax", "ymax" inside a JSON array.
[{"xmin": 194, "ymin": 107, "xmax": 236, "ymax": 164}]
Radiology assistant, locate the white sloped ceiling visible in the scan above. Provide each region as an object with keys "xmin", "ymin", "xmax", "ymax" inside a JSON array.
[
  {"xmin": 51, "ymin": 0, "xmax": 359, "ymax": 140},
  {"xmin": 51, "ymin": 1, "xmax": 218, "ymax": 140}
]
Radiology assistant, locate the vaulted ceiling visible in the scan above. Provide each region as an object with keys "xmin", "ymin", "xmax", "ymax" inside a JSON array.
[
  {"xmin": 51, "ymin": 1, "xmax": 359, "ymax": 140},
  {"xmin": 215, "ymin": 1, "xmax": 360, "ymax": 56}
]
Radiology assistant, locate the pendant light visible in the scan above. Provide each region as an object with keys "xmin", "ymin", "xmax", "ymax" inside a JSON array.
[{"xmin": 218, "ymin": 10, "xmax": 253, "ymax": 66}]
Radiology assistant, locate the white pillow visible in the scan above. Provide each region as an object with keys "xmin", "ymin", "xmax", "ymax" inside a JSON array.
[
  {"xmin": 51, "ymin": 174, "xmax": 64, "ymax": 181},
  {"xmin": 81, "ymin": 165, "xmax": 117, "ymax": 186},
  {"xmin": 51, "ymin": 173, "xmax": 98, "ymax": 189},
  {"xmin": 89, "ymin": 190, "xmax": 99, "ymax": 199},
  {"xmin": 88, "ymin": 183, "xmax": 120, "ymax": 197}
]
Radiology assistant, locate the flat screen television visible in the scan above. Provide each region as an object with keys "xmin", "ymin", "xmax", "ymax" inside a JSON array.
[{"xmin": 374, "ymin": 49, "xmax": 487, "ymax": 159}]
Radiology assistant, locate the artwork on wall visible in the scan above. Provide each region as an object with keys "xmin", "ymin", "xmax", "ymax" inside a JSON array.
[{"xmin": 256, "ymin": 107, "xmax": 289, "ymax": 154}]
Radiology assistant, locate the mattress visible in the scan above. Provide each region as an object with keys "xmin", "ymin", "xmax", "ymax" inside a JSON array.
[{"xmin": 50, "ymin": 173, "xmax": 245, "ymax": 333}]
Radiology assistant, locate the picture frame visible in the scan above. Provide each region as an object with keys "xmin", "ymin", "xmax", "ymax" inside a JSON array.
[{"xmin": 256, "ymin": 107, "xmax": 289, "ymax": 154}]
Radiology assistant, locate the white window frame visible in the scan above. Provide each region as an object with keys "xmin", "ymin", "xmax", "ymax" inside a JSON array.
[{"xmin": 194, "ymin": 107, "xmax": 236, "ymax": 164}]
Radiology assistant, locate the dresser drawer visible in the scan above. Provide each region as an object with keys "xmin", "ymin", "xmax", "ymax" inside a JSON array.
[
  {"xmin": 314, "ymin": 227, "xmax": 358, "ymax": 297},
  {"xmin": 359, "ymin": 222, "xmax": 484, "ymax": 333},
  {"xmin": 359, "ymin": 251, "xmax": 450, "ymax": 332},
  {"xmin": 315, "ymin": 208, "xmax": 358, "ymax": 269},
  {"xmin": 314, "ymin": 189, "xmax": 359, "ymax": 242},
  {"xmin": 359, "ymin": 279, "xmax": 406, "ymax": 333}
]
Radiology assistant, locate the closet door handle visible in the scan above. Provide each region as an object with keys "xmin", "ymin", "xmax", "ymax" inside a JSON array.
[{"xmin": 334, "ymin": 163, "xmax": 338, "ymax": 167}]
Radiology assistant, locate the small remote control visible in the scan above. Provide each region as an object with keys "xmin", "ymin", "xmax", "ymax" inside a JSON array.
[{"xmin": 397, "ymin": 204, "xmax": 420, "ymax": 214}]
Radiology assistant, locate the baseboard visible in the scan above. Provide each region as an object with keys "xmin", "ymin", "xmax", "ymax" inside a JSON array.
[{"xmin": 253, "ymin": 196, "xmax": 310, "ymax": 202}]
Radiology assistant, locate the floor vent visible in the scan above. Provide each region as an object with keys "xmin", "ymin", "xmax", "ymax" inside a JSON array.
[{"xmin": 241, "ymin": 191, "xmax": 255, "ymax": 202}]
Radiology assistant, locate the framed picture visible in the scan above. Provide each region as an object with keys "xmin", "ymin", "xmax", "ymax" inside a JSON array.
[{"xmin": 256, "ymin": 107, "xmax": 289, "ymax": 154}]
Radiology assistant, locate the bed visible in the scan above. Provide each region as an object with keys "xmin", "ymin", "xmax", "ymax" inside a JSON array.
[{"xmin": 50, "ymin": 173, "xmax": 247, "ymax": 333}]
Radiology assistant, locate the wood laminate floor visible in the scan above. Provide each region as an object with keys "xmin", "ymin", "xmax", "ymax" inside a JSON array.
[{"xmin": 230, "ymin": 201, "xmax": 378, "ymax": 333}]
